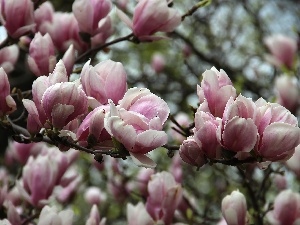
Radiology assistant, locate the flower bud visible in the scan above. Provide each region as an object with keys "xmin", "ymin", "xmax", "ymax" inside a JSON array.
[
  {"xmin": 0, "ymin": 45, "xmax": 19, "ymax": 73},
  {"xmin": 72, "ymin": 0, "xmax": 111, "ymax": 35},
  {"xmin": 151, "ymin": 53, "xmax": 165, "ymax": 73},
  {"xmin": 28, "ymin": 33, "xmax": 57, "ymax": 77},
  {"xmin": 221, "ymin": 190, "xmax": 247, "ymax": 225},
  {"xmin": 264, "ymin": 34, "xmax": 297, "ymax": 69},
  {"xmin": 0, "ymin": 68, "xmax": 16, "ymax": 117},
  {"xmin": 81, "ymin": 59, "xmax": 127, "ymax": 105},
  {"xmin": 0, "ymin": 0, "xmax": 35, "ymax": 38},
  {"xmin": 37, "ymin": 205, "xmax": 74, "ymax": 225}
]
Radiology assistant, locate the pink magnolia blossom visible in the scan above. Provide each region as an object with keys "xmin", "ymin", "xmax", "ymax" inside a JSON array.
[
  {"xmin": 86, "ymin": 205, "xmax": 106, "ymax": 225},
  {"xmin": 5, "ymin": 141, "xmax": 44, "ymax": 165},
  {"xmin": 76, "ymin": 105, "xmax": 111, "ymax": 147},
  {"xmin": 84, "ymin": 187, "xmax": 106, "ymax": 206},
  {"xmin": 197, "ymin": 67, "xmax": 236, "ymax": 118},
  {"xmin": 22, "ymin": 61, "xmax": 70, "ymax": 133},
  {"xmin": 0, "ymin": 219, "xmax": 11, "ymax": 225},
  {"xmin": 274, "ymin": 74, "xmax": 299, "ymax": 113},
  {"xmin": 81, "ymin": 59, "xmax": 127, "ymax": 106},
  {"xmin": 254, "ymin": 98, "xmax": 300, "ymax": 161},
  {"xmin": 105, "ymin": 87, "xmax": 170, "ymax": 168},
  {"xmin": 42, "ymin": 12, "xmax": 87, "ymax": 52},
  {"xmin": 266, "ymin": 189, "xmax": 300, "ymax": 225},
  {"xmin": 264, "ymin": 34, "xmax": 297, "ymax": 69},
  {"xmin": 0, "ymin": 45, "xmax": 19, "ymax": 73},
  {"xmin": 117, "ymin": 0, "xmax": 181, "ymax": 41},
  {"xmin": 34, "ymin": 1, "xmax": 54, "ymax": 33},
  {"xmin": 286, "ymin": 145, "xmax": 300, "ymax": 177},
  {"xmin": 151, "ymin": 53, "xmax": 165, "ymax": 73},
  {"xmin": 6, "ymin": 202, "xmax": 22, "ymax": 225},
  {"xmin": 127, "ymin": 202, "xmax": 155, "ymax": 225},
  {"xmin": 18, "ymin": 155, "xmax": 61, "ymax": 207},
  {"xmin": 221, "ymin": 190, "xmax": 247, "ymax": 225},
  {"xmin": 179, "ymin": 136, "xmax": 207, "ymax": 168},
  {"xmin": 0, "ymin": 68, "xmax": 16, "ymax": 117},
  {"xmin": 28, "ymin": 32, "xmax": 56, "ymax": 77},
  {"xmin": 72, "ymin": 0, "xmax": 111, "ymax": 35},
  {"xmin": 218, "ymin": 95, "xmax": 258, "ymax": 153},
  {"xmin": 194, "ymin": 110, "xmax": 222, "ymax": 158},
  {"xmin": 0, "ymin": 0, "xmax": 35, "ymax": 38},
  {"xmin": 90, "ymin": 16, "xmax": 114, "ymax": 48},
  {"xmin": 146, "ymin": 171, "xmax": 182, "ymax": 225},
  {"xmin": 169, "ymin": 153, "xmax": 182, "ymax": 183},
  {"xmin": 62, "ymin": 44, "xmax": 76, "ymax": 76},
  {"xmin": 42, "ymin": 82, "xmax": 88, "ymax": 129},
  {"xmin": 37, "ymin": 205, "xmax": 74, "ymax": 225}
]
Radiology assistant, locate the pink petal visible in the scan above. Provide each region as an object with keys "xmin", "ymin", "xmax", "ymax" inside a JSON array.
[
  {"xmin": 222, "ymin": 117, "xmax": 258, "ymax": 152},
  {"xmin": 130, "ymin": 153, "xmax": 156, "ymax": 168}
]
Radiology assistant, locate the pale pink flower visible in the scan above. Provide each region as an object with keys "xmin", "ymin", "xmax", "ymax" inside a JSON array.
[
  {"xmin": 76, "ymin": 105, "xmax": 111, "ymax": 147},
  {"xmin": 6, "ymin": 202, "xmax": 22, "ymax": 225},
  {"xmin": 18, "ymin": 155, "xmax": 61, "ymax": 207},
  {"xmin": 72, "ymin": 0, "xmax": 111, "ymax": 35},
  {"xmin": 86, "ymin": 205, "xmax": 106, "ymax": 225},
  {"xmin": 42, "ymin": 12, "xmax": 87, "ymax": 52},
  {"xmin": 254, "ymin": 98, "xmax": 300, "ymax": 161},
  {"xmin": 41, "ymin": 82, "xmax": 88, "ymax": 129},
  {"xmin": 197, "ymin": 67, "xmax": 236, "ymax": 118},
  {"xmin": 28, "ymin": 32, "xmax": 56, "ymax": 77},
  {"xmin": 0, "ymin": 68, "xmax": 16, "ymax": 117},
  {"xmin": 0, "ymin": 219, "xmax": 12, "ymax": 225},
  {"xmin": 264, "ymin": 34, "xmax": 297, "ymax": 69},
  {"xmin": 34, "ymin": 1, "xmax": 54, "ymax": 32},
  {"xmin": 146, "ymin": 171, "xmax": 182, "ymax": 225},
  {"xmin": 117, "ymin": 0, "xmax": 181, "ymax": 41},
  {"xmin": 194, "ymin": 110, "xmax": 222, "ymax": 158},
  {"xmin": 22, "ymin": 61, "xmax": 73, "ymax": 133},
  {"xmin": 273, "ymin": 174, "xmax": 287, "ymax": 191},
  {"xmin": 62, "ymin": 44, "xmax": 76, "ymax": 76},
  {"xmin": 84, "ymin": 187, "xmax": 106, "ymax": 206},
  {"xmin": 0, "ymin": 45, "xmax": 19, "ymax": 73},
  {"xmin": 179, "ymin": 136, "xmax": 207, "ymax": 168},
  {"xmin": 218, "ymin": 95, "xmax": 258, "ymax": 153},
  {"xmin": 221, "ymin": 190, "xmax": 247, "ymax": 225},
  {"xmin": 37, "ymin": 205, "xmax": 74, "ymax": 225},
  {"xmin": 127, "ymin": 202, "xmax": 155, "ymax": 225},
  {"xmin": 5, "ymin": 141, "xmax": 44, "ymax": 165},
  {"xmin": 90, "ymin": 16, "xmax": 114, "ymax": 48},
  {"xmin": 169, "ymin": 153, "xmax": 183, "ymax": 183},
  {"xmin": 0, "ymin": 0, "xmax": 35, "ymax": 38},
  {"xmin": 274, "ymin": 74, "xmax": 299, "ymax": 113},
  {"xmin": 81, "ymin": 59, "xmax": 127, "ymax": 106},
  {"xmin": 266, "ymin": 189, "xmax": 300, "ymax": 225},
  {"xmin": 105, "ymin": 88, "xmax": 170, "ymax": 168}
]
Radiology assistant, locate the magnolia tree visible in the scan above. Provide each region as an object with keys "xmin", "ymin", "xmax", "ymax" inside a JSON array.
[{"xmin": 0, "ymin": 0, "xmax": 300, "ymax": 224}]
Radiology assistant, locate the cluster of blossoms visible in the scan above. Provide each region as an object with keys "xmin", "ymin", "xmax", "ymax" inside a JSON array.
[{"xmin": 179, "ymin": 67, "xmax": 300, "ymax": 168}]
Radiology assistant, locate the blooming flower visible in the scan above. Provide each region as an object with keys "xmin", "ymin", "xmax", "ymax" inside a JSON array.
[{"xmin": 117, "ymin": 0, "xmax": 181, "ymax": 41}]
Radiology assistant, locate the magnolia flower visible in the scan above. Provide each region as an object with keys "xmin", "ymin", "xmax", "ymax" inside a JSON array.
[
  {"xmin": 264, "ymin": 34, "xmax": 297, "ymax": 69},
  {"xmin": 28, "ymin": 32, "xmax": 56, "ymax": 77},
  {"xmin": 254, "ymin": 98, "xmax": 300, "ymax": 161},
  {"xmin": 0, "ymin": 68, "xmax": 16, "ymax": 117},
  {"xmin": 197, "ymin": 67, "xmax": 236, "ymax": 118},
  {"xmin": 0, "ymin": 45, "xmax": 19, "ymax": 73},
  {"xmin": 72, "ymin": 0, "xmax": 111, "ymax": 35},
  {"xmin": 80, "ymin": 59, "xmax": 127, "ymax": 106},
  {"xmin": 105, "ymin": 88, "xmax": 170, "ymax": 168},
  {"xmin": 117, "ymin": 0, "xmax": 181, "ymax": 41},
  {"xmin": 127, "ymin": 202, "xmax": 155, "ymax": 225},
  {"xmin": 0, "ymin": 0, "xmax": 35, "ymax": 38},
  {"xmin": 146, "ymin": 172, "xmax": 182, "ymax": 225},
  {"xmin": 37, "ymin": 205, "xmax": 74, "ymax": 225},
  {"xmin": 267, "ymin": 189, "xmax": 300, "ymax": 225},
  {"xmin": 274, "ymin": 74, "xmax": 299, "ymax": 113},
  {"xmin": 222, "ymin": 190, "xmax": 247, "ymax": 225}
]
